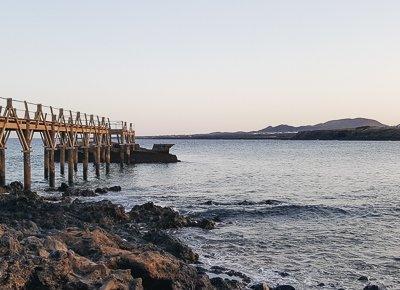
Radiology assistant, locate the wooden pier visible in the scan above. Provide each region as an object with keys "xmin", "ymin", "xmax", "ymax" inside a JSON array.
[{"xmin": 0, "ymin": 97, "xmax": 135, "ymax": 191}]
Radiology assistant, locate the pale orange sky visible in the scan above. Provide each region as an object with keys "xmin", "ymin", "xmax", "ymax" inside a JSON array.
[{"xmin": 1, "ymin": 1, "xmax": 399, "ymax": 135}]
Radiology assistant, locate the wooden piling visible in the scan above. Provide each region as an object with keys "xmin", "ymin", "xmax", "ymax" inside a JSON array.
[
  {"xmin": 95, "ymin": 146, "xmax": 100, "ymax": 178},
  {"xmin": 59, "ymin": 145, "xmax": 65, "ymax": 175},
  {"xmin": 0, "ymin": 148, "xmax": 5, "ymax": 187},
  {"xmin": 67, "ymin": 148, "xmax": 74, "ymax": 185},
  {"xmin": 23, "ymin": 116, "xmax": 32, "ymax": 191},
  {"xmin": 23, "ymin": 150, "xmax": 31, "ymax": 191},
  {"xmin": 119, "ymin": 145, "xmax": 124, "ymax": 169},
  {"xmin": 44, "ymin": 147, "xmax": 49, "ymax": 179},
  {"xmin": 74, "ymin": 147, "xmax": 78, "ymax": 172},
  {"xmin": 83, "ymin": 146, "xmax": 89, "ymax": 181},
  {"xmin": 105, "ymin": 146, "xmax": 110, "ymax": 175},
  {"xmin": 125, "ymin": 144, "xmax": 131, "ymax": 165},
  {"xmin": 48, "ymin": 149, "xmax": 55, "ymax": 188},
  {"xmin": 101, "ymin": 146, "xmax": 106, "ymax": 163}
]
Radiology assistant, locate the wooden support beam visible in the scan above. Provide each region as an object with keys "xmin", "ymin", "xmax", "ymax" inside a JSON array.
[
  {"xmin": 44, "ymin": 147, "xmax": 49, "ymax": 179},
  {"xmin": 0, "ymin": 148, "xmax": 5, "ymax": 187},
  {"xmin": 67, "ymin": 148, "xmax": 74, "ymax": 185}
]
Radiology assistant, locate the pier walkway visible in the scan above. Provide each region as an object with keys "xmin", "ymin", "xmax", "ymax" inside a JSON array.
[{"xmin": 0, "ymin": 97, "xmax": 135, "ymax": 190}]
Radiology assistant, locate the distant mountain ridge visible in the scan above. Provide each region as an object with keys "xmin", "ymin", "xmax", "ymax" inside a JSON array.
[
  {"xmin": 138, "ymin": 117, "xmax": 389, "ymax": 139},
  {"xmin": 257, "ymin": 118, "xmax": 387, "ymax": 134}
]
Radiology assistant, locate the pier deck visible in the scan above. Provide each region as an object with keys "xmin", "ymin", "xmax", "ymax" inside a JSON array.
[{"xmin": 0, "ymin": 97, "xmax": 135, "ymax": 190}]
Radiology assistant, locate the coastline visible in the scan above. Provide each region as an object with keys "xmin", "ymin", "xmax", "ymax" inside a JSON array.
[
  {"xmin": 137, "ymin": 126, "xmax": 400, "ymax": 141},
  {"xmin": 0, "ymin": 182, "xmax": 286, "ymax": 290}
]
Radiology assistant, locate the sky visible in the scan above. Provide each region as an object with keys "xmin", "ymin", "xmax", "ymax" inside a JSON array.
[{"xmin": 1, "ymin": 1, "xmax": 399, "ymax": 135}]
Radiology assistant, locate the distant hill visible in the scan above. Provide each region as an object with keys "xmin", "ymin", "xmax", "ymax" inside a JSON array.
[
  {"xmin": 138, "ymin": 117, "xmax": 389, "ymax": 140},
  {"xmin": 257, "ymin": 118, "xmax": 387, "ymax": 134}
]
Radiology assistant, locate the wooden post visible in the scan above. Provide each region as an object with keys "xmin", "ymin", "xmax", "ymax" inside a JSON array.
[
  {"xmin": 23, "ymin": 150, "xmax": 31, "ymax": 191},
  {"xmin": 44, "ymin": 147, "xmax": 49, "ymax": 179},
  {"xmin": 23, "ymin": 119, "xmax": 32, "ymax": 191},
  {"xmin": 67, "ymin": 148, "xmax": 74, "ymax": 185},
  {"xmin": 95, "ymin": 146, "xmax": 100, "ymax": 178},
  {"xmin": 105, "ymin": 145, "xmax": 110, "ymax": 175},
  {"xmin": 48, "ymin": 149, "xmax": 55, "ymax": 188},
  {"xmin": 60, "ymin": 145, "xmax": 65, "ymax": 175},
  {"xmin": 0, "ymin": 148, "xmax": 5, "ymax": 187},
  {"xmin": 119, "ymin": 144, "xmax": 124, "ymax": 169},
  {"xmin": 125, "ymin": 144, "xmax": 130, "ymax": 165},
  {"xmin": 83, "ymin": 146, "xmax": 89, "ymax": 181},
  {"xmin": 101, "ymin": 146, "xmax": 106, "ymax": 163},
  {"xmin": 74, "ymin": 147, "xmax": 78, "ymax": 172}
]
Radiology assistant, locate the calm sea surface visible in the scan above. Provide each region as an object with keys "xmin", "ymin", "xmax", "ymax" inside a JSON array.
[{"xmin": 4, "ymin": 139, "xmax": 400, "ymax": 289}]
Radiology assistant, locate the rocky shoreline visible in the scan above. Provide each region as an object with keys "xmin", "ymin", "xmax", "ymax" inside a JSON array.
[
  {"xmin": 0, "ymin": 183, "xmax": 384, "ymax": 290},
  {"xmin": 0, "ymin": 182, "xmax": 287, "ymax": 290}
]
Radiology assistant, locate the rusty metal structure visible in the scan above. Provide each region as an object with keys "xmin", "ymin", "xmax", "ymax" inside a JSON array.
[{"xmin": 0, "ymin": 97, "xmax": 135, "ymax": 191}]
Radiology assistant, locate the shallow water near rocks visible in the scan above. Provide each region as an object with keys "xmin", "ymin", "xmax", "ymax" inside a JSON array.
[{"xmin": 4, "ymin": 138, "xmax": 400, "ymax": 289}]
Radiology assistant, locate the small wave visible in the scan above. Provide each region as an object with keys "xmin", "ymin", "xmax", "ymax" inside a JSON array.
[
  {"xmin": 202, "ymin": 199, "xmax": 282, "ymax": 206},
  {"xmin": 193, "ymin": 204, "xmax": 348, "ymax": 221}
]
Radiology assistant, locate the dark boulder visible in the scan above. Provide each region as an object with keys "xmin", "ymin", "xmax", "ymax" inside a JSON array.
[
  {"xmin": 210, "ymin": 277, "xmax": 245, "ymax": 289},
  {"xmin": 251, "ymin": 283, "xmax": 271, "ymax": 290},
  {"xmin": 364, "ymin": 285, "xmax": 382, "ymax": 290},
  {"xmin": 108, "ymin": 185, "xmax": 122, "ymax": 192},
  {"xmin": 226, "ymin": 269, "xmax": 251, "ymax": 283},
  {"xmin": 129, "ymin": 202, "xmax": 191, "ymax": 229},
  {"xmin": 210, "ymin": 265, "xmax": 229, "ymax": 274},
  {"xmin": 274, "ymin": 286, "xmax": 295, "ymax": 290},
  {"xmin": 62, "ymin": 188, "xmax": 96, "ymax": 197},
  {"xmin": 189, "ymin": 218, "xmax": 216, "ymax": 230},
  {"xmin": 8, "ymin": 181, "xmax": 24, "ymax": 194},
  {"xmin": 95, "ymin": 187, "xmax": 108, "ymax": 194},
  {"xmin": 57, "ymin": 182, "xmax": 69, "ymax": 192},
  {"xmin": 144, "ymin": 230, "xmax": 199, "ymax": 263}
]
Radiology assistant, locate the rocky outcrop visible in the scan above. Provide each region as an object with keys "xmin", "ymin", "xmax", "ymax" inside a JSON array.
[
  {"xmin": 129, "ymin": 202, "xmax": 215, "ymax": 230},
  {"xmin": 0, "ymin": 188, "xmax": 254, "ymax": 290},
  {"xmin": 56, "ymin": 183, "xmax": 122, "ymax": 197}
]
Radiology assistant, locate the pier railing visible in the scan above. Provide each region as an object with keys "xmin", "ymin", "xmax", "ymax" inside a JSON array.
[{"xmin": 0, "ymin": 97, "xmax": 135, "ymax": 190}]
